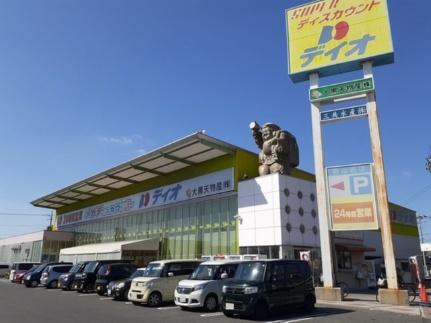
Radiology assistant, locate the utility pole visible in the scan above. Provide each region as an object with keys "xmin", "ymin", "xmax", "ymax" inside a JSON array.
[{"xmin": 417, "ymin": 214, "xmax": 429, "ymax": 278}]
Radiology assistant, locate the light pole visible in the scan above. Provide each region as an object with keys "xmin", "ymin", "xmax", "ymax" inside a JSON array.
[{"xmin": 417, "ymin": 214, "xmax": 429, "ymax": 278}]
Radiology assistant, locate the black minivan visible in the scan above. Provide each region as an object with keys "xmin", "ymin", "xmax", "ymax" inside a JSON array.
[
  {"xmin": 221, "ymin": 260, "xmax": 315, "ymax": 319},
  {"xmin": 58, "ymin": 262, "xmax": 89, "ymax": 290},
  {"xmin": 94, "ymin": 263, "xmax": 137, "ymax": 295},
  {"xmin": 73, "ymin": 260, "xmax": 131, "ymax": 293}
]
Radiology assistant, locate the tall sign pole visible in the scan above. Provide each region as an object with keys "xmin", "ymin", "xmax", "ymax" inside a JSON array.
[
  {"xmin": 310, "ymin": 73, "xmax": 335, "ymax": 288},
  {"xmin": 363, "ymin": 61, "xmax": 398, "ymax": 290}
]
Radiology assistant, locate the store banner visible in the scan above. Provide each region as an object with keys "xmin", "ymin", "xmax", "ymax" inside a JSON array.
[
  {"xmin": 57, "ymin": 168, "xmax": 234, "ymax": 228},
  {"xmin": 326, "ymin": 163, "xmax": 379, "ymax": 231},
  {"xmin": 286, "ymin": 0, "xmax": 394, "ymax": 82}
]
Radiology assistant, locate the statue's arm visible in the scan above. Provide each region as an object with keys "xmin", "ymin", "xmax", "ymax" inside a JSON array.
[{"xmin": 252, "ymin": 130, "xmax": 263, "ymax": 149}]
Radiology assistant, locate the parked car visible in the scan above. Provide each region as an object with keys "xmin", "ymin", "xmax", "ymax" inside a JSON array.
[
  {"xmin": 9, "ymin": 262, "xmax": 39, "ymax": 282},
  {"xmin": 175, "ymin": 260, "xmax": 240, "ymax": 311},
  {"xmin": 0, "ymin": 264, "xmax": 10, "ymax": 278},
  {"xmin": 95, "ymin": 263, "xmax": 137, "ymax": 295},
  {"xmin": 73, "ymin": 260, "xmax": 131, "ymax": 293},
  {"xmin": 23, "ymin": 262, "xmax": 72, "ymax": 287},
  {"xmin": 221, "ymin": 260, "xmax": 315, "ymax": 319},
  {"xmin": 128, "ymin": 260, "xmax": 201, "ymax": 307},
  {"xmin": 58, "ymin": 262, "xmax": 88, "ymax": 290},
  {"xmin": 13, "ymin": 265, "xmax": 39, "ymax": 284},
  {"xmin": 40, "ymin": 264, "xmax": 74, "ymax": 288},
  {"xmin": 107, "ymin": 267, "xmax": 146, "ymax": 300}
]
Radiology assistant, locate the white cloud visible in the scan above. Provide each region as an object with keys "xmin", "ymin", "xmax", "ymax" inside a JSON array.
[
  {"xmin": 402, "ymin": 171, "xmax": 412, "ymax": 178},
  {"xmin": 99, "ymin": 136, "xmax": 133, "ymax": 145}
]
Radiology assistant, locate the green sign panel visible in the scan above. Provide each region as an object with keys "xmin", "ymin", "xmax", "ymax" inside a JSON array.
[{"xmin": 310, "ymin": 78, "xmax": 374, "ymax": 103}]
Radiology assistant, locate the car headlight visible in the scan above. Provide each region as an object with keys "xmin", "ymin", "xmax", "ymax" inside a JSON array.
[
  {"xmin": 26, "ymin": 275, "xmax": 31, "ymax": 280},
  {"xmin": 117, "ymin": 282, "xmax": 125, "ymax": 289},
  {"xmin": 143, "ymin": 281, "xmax": 154, "ymax": 287},
  {"xmin": 192, "ymin": 283, "xmax": 207, "ymax": 292},
  {"xmin": 222, "ymin": 286, "xmax": 228, "ymax": 293},
  {"xmin": 63, "ymin": 277, "xmax": 68, "ymax": 281},
  {"xmin": 244, "ymin": 287, "xmax": 258, "ymax": 294}
]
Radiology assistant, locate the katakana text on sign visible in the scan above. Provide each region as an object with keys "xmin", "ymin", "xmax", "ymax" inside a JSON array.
[{"xmin": 286, "ymin": 0, "xmax": 394, "ymax": 82}]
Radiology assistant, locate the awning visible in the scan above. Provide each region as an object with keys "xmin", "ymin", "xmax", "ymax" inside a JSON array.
[
  {"xmin": 32, "ymin": 132, "xmax": 250, "ymax": 209},
  {"xmin": 335, "ymin": 244, "xmax": 376, "ymax": 253},
  {"xmin": 60, "ymin": 238, "xmax": 159, "ymax": 256}
]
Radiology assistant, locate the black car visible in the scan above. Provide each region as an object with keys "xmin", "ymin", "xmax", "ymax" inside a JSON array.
[
  {"xmin": 73, "ymin": 260, "xmax": 131, "ymax": 293},
  {"xmin": 106, "ymin": 267, "xmax": 146, "ymax": 300},
  {"xmin": 95, "ymin": 263, "xmax": 137, "ymax": 295},
  {"xmin": 58, "ymin": 262, "xmax": 89, "ymax": 290},
  {"xmin": 23, "ymin": 262, "xmax": 72, "ymax": 288},
  {"xmin": 221, "ymin": 260, "xmax": 315, "ymax": 319}
]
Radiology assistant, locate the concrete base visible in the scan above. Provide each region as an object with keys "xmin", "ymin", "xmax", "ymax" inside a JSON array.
[
  {"xmin": 315, "ymin": 287, "xmax": 343, "ymax": 301},
  {"xmin": 378, "ymin": 289, "xmax": 409, "ymax": 306}
]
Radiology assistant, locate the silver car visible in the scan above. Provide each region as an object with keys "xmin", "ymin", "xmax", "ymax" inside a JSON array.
[{"xmin": 40, "ymin": 264, "xmax": 73, "ymax": 289}]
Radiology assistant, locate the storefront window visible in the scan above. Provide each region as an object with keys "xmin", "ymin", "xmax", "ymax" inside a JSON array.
[{"xmin": 337, "ymin": 251, "xmax": 352, "ymax": 270}]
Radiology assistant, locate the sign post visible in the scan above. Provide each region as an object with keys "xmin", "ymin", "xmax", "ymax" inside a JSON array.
[{"xmin": 363, "ymin": 61, "xmax": 398, "ymax": 290}]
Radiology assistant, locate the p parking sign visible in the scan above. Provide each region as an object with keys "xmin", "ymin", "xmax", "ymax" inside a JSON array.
[{"xmin": 326, "ymin": 163, "xmax": 379, "ymax": 231}]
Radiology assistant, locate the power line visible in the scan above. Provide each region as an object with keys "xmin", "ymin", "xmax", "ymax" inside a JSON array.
[
  {"xmin": 402, "ymin": 183, "xmax": 431, "ymax": 205},
  {"xmin": 0, "ymin": 212, "xmax": 51, "ymax": 217}
]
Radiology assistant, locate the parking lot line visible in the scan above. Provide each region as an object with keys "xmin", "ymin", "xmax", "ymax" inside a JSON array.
[
  {"xmin": 200, "ymin": 313, "xmax": 224, "ymax": 317},
  {"xmin": 124, "ymin": 302, "xmax": 132, "ymax": 305},
  {"xmin": 157, "ymin": 306, "xmax": 179, "ymax": 310},
  {"xmin": 78, "ymin": 294, "xmax": 95, "ymax": 297},
  {"xmin": 99, "ymin": 297, "xmax": 112, "ymax": 300}
]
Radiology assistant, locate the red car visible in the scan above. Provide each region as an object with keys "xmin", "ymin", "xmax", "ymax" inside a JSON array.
[{"xmin": 12, "ymin": 265, "xmax": 39, "ymax": 284}]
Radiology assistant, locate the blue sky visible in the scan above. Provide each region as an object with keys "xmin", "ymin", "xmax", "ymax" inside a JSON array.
[{"xmin": 0, "ymin": 0, "xmax": 430, "ymax": 243}]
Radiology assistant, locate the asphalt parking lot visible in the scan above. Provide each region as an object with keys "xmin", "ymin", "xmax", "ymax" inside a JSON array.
[{"xmin": 0, "ymin": 279, "xmax": 423, "ymax": 323}]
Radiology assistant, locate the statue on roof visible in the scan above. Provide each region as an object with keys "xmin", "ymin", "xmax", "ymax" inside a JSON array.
[{"xmin": 250, "ymin": 121, "xmax": 299, "ymax": 176}]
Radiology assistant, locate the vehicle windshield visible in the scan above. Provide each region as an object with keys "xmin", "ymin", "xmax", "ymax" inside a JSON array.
[
  {"xmin": 33, "ymin": 265, "xmax": 46, "ymax": 273},
  {"xmin": 142, "ymin": 263, "xmax": 164, "ymax": 277},
  {"xmin": 130, "ymin": 269, "xmax": 145, "ymax": 279},
  {"xmin": 190, "ymin": 265, "xmax": 220, "ymax": 280},
  {"xmin": 69, "ymin": 264, "xmax": 82, "ymax": 273},
  {"xmin": 234, "ymin": 262, "xmax": 266, "ymax": 282},
  {"xmin": 84, "ymin": 262, "xmax": 99, "ymax": 273}
]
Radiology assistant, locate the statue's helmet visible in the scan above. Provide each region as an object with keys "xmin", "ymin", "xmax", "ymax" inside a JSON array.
[{"xmin": 262, "ymin": 123, "xmax": 281, "ymax": 132}]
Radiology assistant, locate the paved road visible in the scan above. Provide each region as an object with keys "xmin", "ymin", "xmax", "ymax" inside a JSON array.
[{"xmin": 0, "ymin": 279, "xmax": 422, "ymax": 323}]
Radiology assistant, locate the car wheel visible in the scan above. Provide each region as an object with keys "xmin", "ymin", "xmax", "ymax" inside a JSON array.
[
  {"xmin": 253, "ymin": 301, "xmax": 269, "ymax": 320},
  {"xmin": 48, "ymin": 280, "xmax": 58, "ymax": 289},
  {"xmin": 204, "ymin": 294, "xmax": 218, "ymax": 312},
  {"xmin": 147, "ymin": 292, "xmax": 162, "ymax": 307},
  {"xmin": 303, "ymin": 294, "xmax": 316, "ymax": 312}
]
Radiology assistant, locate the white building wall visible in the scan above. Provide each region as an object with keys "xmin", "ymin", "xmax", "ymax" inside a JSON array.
[{"xmin": 238, "ymin": 173, "xmax": 319, "ymax": 249}]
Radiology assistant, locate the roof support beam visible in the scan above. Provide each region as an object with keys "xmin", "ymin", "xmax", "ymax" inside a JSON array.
[
  {"xmin": 43, "ymin": 200, "xmax": 68, "ymax": 206},
  {"xmin": 198, "ymin": 138, "xmax": 234, "ymax": 155},
  {"xmin": 161, "ymin": 153, "xmax": 196, "ymax": 166},
  {"xmin": 130, "ymin": 164, "xmax": 165, "ymax": 176},
  {"xmin": 107, "ymin": 175, "xmax": 140, "ymax": 184},
  {"xmin": 57, "ymin": 195, "xmax": 81, "ymax": 202},
  {"xmin": 85, "ymin": 182, "xmax": 112, "ymax": 190},
  {"xmin": 70, "ymin": 189, "xmax": 99, "ymax": 197}
]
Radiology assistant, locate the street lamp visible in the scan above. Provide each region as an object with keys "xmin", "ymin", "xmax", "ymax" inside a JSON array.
[{"xmin": 417, "ymin": 214, "xmax": 429, "ymax": 278}]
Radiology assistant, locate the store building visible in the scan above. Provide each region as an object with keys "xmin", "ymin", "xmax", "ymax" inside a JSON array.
[
  {"xmin": 26, "ymin": 132, "xmax": 420, "ymax": 287},
  {"xmin": 0, "ymin": 230, "xmax": 74, "ymax": 264}
]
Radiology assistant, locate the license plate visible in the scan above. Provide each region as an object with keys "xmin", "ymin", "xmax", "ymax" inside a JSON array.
[
  {"xmin": 180, "ymin": 297, "xmax": 186, "ymax": 303},
  {"xmin": 225, "ymin": 303, "xmax": 234, "ymax": 310}
]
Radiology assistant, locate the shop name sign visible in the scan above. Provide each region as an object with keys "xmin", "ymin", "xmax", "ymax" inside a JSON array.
[
  {"xmin": 320, "ymin": 105, "xmax": 367, "ymax": 123},
  {"xmin": 57, "ymin": 168, "xmax": 234, "ymax": 227},
  {"xmin": 326, "ymin": 163, "xmax": 379, "ymax": 231},
  {"xmin": 310, "ymin": 78, "xmax": 374, "ymax": 103},
  {"xmin": 286, "ymin": 0, "xmax": 394, "ymax": 82}
]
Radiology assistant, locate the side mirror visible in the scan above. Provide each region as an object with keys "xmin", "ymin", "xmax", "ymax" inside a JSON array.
[
  {"xmin": 221, "ymin": 273, "xmax": 228, "ymax": 279},
  {"xmin": 168, "ymin": 272, "xmax": 174, "ymax": 277}
]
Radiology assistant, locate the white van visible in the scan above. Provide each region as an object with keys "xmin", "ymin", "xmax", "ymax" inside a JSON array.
[
  {"xmin": 128, "ymin": 260, "xmax": 201, "ymax": 307},
  {"xmin": 174, "ymin": 260, "xmax": 241, "ymax": 311}
]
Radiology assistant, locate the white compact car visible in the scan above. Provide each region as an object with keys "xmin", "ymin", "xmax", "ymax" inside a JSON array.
[
  {"xmin": 174, "ymin": 260, "xmax": 241, "ymax": 311},
  {"xmin": 128, "ymin": 260, "xmax": 201, "ymax": 307}
]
